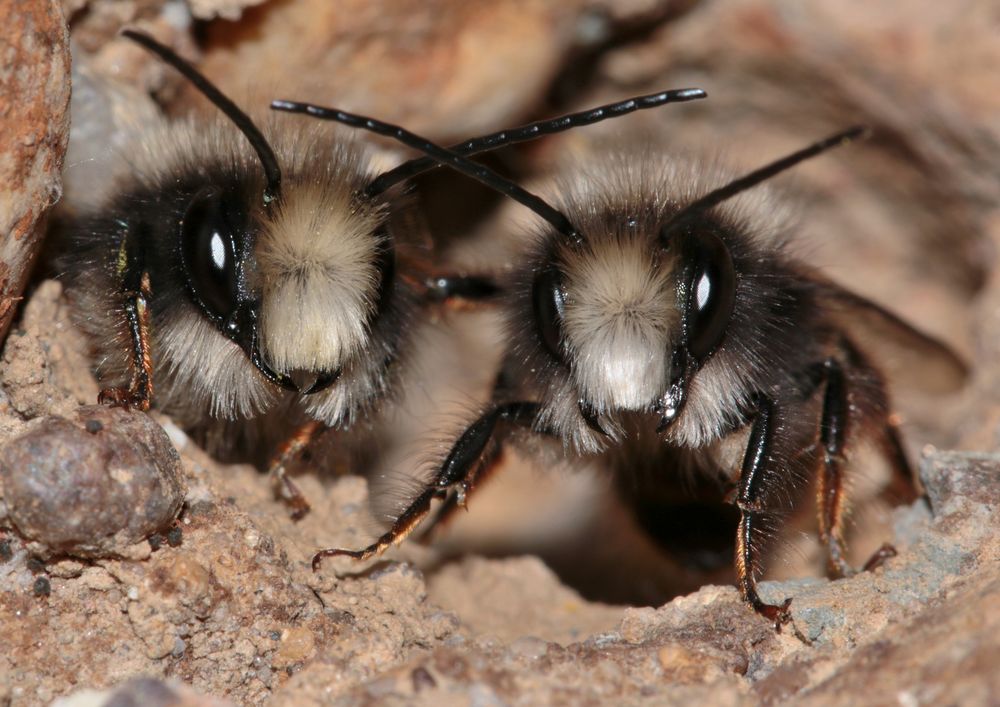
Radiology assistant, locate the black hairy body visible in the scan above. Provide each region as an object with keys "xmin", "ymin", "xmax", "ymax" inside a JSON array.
[
  {"xmin": 59, "ymin": 118, "xmax": 417, "ymax": 464},
  {"xmin": 58, "ymin": 34, "xmax": 708, "ymax": 524},
  {"xmin": 491, "ymin": 155, "xmax": 910, "ymax": 598},
  {"xmin": 54, "ymin": 32, "xmax": 508, "ymax": 519},
  {"xmin": 312, "ymin": 136, "xmax": 965, "ymax": 627}
]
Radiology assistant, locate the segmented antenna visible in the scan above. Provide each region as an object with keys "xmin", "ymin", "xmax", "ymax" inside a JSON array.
[
  {"xmin": 662, "ymin": 126, "xmax": 870, "ymax": 234},
  {"xmin": 122, "ymin": 30, "xmax": 283, "ymax": 205},
  {"xmin": 271, "ymin": 99, "xmax": 583, "ymax": 244},
  {"xmin": 367, "ymin": 88, "xmax": 708, "ymax": 196}
]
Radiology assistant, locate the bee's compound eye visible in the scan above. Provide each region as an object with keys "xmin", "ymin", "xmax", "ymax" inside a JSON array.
[
  {"xmin": 685, "ymin": 230, "xmax": 736, "ymax": 362},
  {"xmin": 181, "ymin": 187, "xmax": 240, "ymax": 321},
  {"xmin": 532, "ymin": 267, "xmax": 567, "ymax": 361}
]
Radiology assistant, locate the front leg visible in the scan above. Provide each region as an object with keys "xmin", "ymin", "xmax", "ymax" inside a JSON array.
[
  {"xmin": 816, "ymin": 345, "xmax": 908, "ymax": 576},
  {"xmin": 395, "ymin": 253, "xmax": 500, "ymax": 306},
  {"xmin": 816, "ymin": 357, "xmax": 852, "ymax": 577},
  {"xmin": 98, "ymin": 268, "xmax": 154, "ymax": 411},
  {"xmin": 734, "ymin": 393, "xmax": 793, "ymax": 628},
  {"xmin": 421, "ymin": 274, "xmax": 500, "ymax": 304},
  {"xmin": 268, "ymin": 419, "xmax": 325, "ymax": 520},
  {"xmin": 312, "ymin": 402, "xmax": 540, "ymax": 570}
]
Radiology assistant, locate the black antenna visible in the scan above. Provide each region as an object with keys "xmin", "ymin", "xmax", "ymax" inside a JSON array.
[
  {"xmin": 122, "ymin": 29, "xmax": 283, "ymax": 205},
  {"xmin": 663, "ymin": 126, "xmax": 870, "ymax": 233},
  {"xmin": 271, "ymin": 99, "xmax": 582, "ymax": 244},
  {"xmin": 367, "ymin": 88, "xmax": 707, "ymax": 196}
]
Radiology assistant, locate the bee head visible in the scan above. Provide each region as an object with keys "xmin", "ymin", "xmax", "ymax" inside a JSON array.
[
  {"xmin": 124, "ymin": 30, "xmax": 395, "ymax": 397},
  {"xmin": 171, "ymin": 150, "xmax": 396, "ymax": 398},
  {"xmin": 530, "ymin": 215, "xmax": 736, "ymax": 416}
]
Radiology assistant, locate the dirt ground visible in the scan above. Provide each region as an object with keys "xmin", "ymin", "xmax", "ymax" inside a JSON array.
[{"xmin": 1, "ymin": 0, "xmax": 999, "ymax": 705}]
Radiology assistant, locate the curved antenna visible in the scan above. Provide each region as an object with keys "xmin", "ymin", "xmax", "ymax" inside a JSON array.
[
  {"xmin": 122, "ymin": 29, "xmax": 283, "ymax": 205},
  {"xmin": 367, "ymin": 87, "xmax": 708, "ymax": 196},
  {"xmin": 662, "ymin": 126, "xmax": 870, "ymax": 234},
  {"xmin": 271, "ymin": 99, "xmax": 582, "ymax": 244}
]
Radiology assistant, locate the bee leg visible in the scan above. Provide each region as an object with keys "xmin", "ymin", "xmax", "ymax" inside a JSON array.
[
  {"xmin": 419, "ymin": 371, "xmax": 542, "ymax": 541},
  {"xmin": 98, "ymin": 271, "xmax": 153, "ymax": 412},
  {"xmin": 819, "ymin": 346, "xmax": 909, "ymax": 576},
  {"xmin": 816, "ymin": 357, "xmax": 853, "ymax": 578},
  {"xmin": 312, "ymin": 402, "xmax": 539, "ymax": 570},
  {"xmin": 421, "ymin": 274, "xmax": 501, "ymax": 304},
  {"xmin": 735, "ymin": 392, "xmax": 793, "ymax": 629},
  {"xmin": 267, "ymin": 419, "xmax": 324, "ymax": 520},
  {"xmin": 417, "ymin": 444, "xmax": 508, "ymax": 542}
]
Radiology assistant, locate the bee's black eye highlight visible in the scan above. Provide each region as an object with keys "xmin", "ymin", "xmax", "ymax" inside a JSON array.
[
  {"xmin": 181, "ymin": 187, "xmax": 241, "ymax": 322},
  {"xmin": 680, "ymin": 229, "xmax": 736, "ymax": 362},
  {"xmin": 532, "ymin": 267, "xmax": 567, "ymax": 362}
]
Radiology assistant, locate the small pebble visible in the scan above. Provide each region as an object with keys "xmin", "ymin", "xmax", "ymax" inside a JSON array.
[
  {"xmin": 166, "ymin": 526, "xmax": 183, "ymax": 547},
  {"xmin": 0, "ymin": 407, "xmax": 184, "ymax": 559},
  {"xmin": 411, "ymin": 666, "xmax": 437, "ymax": 692},
  {"xmin": 510, "ymin": 636, "xmax": 549, "ymax": 660}
]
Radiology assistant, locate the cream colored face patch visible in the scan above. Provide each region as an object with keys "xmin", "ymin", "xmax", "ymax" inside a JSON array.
[
  {"xmin": 157, "ymin": 309, "xmax": 277, "ymax": 420},
  {"xmin": 561, "ymin": 235, "xmax": 679, "ymax": 411},
  {"xmin": 255, "ymin": 184, "xmax": 384, "ymax": 375}
]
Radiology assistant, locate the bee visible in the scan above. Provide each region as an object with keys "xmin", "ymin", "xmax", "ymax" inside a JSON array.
[
  {"xmin": 276, "ymin": 98, "xmax": 966, "ymax": 625},
  {"xmin": 59, "ymin": 30, "xmax": 705, "ymax": 517}
]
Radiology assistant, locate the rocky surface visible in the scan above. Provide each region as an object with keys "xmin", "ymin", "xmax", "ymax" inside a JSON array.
[
  {"xmin": 0, "ymin": 404, "xmax": 184, "ymax": 560},
  {"xmin": 0, "ymin": 0, "xmax": 71, "ymax": 343},
  {"xmin": 2, "ymin": 0, "xmax": 998, "ymax": 705},
  {"xmin": 4, "ymin": 368, "xmax": 999, "ymax": 705}
]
